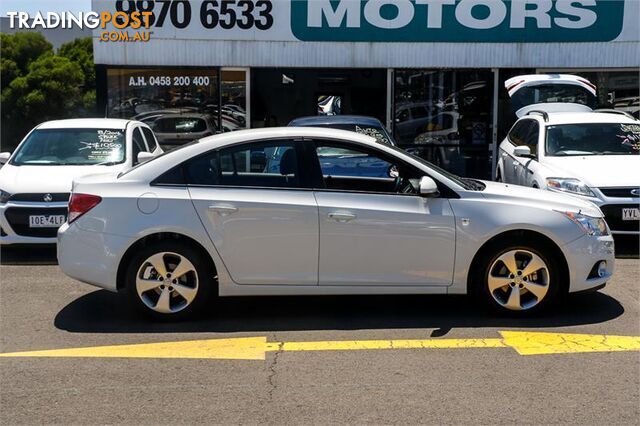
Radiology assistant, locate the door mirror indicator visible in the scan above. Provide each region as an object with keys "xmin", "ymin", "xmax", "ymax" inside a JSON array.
[
  {"xmin": 514, "ymin": 146, "xmax": 533, "ymax": 158},
  {"xmin": 419, "ymin": 176, "xmax": 440, "ymax": 198}
]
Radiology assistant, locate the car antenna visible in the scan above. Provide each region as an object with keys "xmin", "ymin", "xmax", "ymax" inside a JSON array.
[{"xmin": 104, "ymin": 105, "xmax": 108, "ymax": 119}]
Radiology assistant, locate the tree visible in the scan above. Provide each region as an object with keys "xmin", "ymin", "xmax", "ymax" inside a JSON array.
[
  {"xmin": 1, "ymin": 34, "xmax": 95, "ymax": 151},
  {"xmin": 59, "ymin": 37, "xmax": 95, "ymax": 90}
]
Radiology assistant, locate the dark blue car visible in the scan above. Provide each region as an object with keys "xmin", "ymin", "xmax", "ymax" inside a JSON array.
[{"xmin": 288, "ymin": 116, "xmax": 397, "ymax": 178}]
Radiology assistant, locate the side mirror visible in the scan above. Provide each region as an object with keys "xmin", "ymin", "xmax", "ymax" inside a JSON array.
[
  {"xmin": 0, "ymin": 152, "xmax": 11, "ymax": 165},
  {"xmin": 137, "ymin": 151, "xmax": 155, "ymax": 165},
  {"xmin": 419, "ymin": 176, "xmax": 440, "ymax": 198},
  {"xmin": 513, "ymin": 146, "xmax": 533, "ymax": 158}
]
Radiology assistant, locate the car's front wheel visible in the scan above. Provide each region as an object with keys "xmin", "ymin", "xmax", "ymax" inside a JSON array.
[
  {"xmin": 125, "ymin": 241, "xmax": 215, "ymax": 320},
  {"xmin": 478, "ymin": 244, "xmax": 560, "ymax": 315}
]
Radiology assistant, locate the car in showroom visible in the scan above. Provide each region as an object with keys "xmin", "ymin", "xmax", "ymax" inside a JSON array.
[
  {"xmin": 148, "ymin": 113, "xmax": 218, "ymax": 148},
  {"xmin": 0, "ymin": 118, "xmax": 162, "ymax": 245},
  {"xmin": 57, "ymin": 128, "xmax": 614, "ymax": 320},
  {"xmin": 497, "ymin": 109, "xmax": 639, "ymax": 238}
]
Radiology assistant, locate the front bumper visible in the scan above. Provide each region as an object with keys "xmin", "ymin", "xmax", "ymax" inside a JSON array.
[
  {"xmin": 0, "ymin": 201, "xmax": 68, "ymax": 245},
  {"xmin": 57, "ymin": 223, "xmax": 131, "ymax": 292},
  {"xmin": 563, "ymin": 234, "xmax": 616, "ymax": 293}
]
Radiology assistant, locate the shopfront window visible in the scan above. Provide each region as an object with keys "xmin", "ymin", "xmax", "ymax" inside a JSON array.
[
  {"xmin": 394, "ymin": 70, "xmax": 494, "ymax": 179},
  {"xmin": 106, "ymin": 68, "xmax": 219, "ymax": 147},
  {"xmin": 221, "ymin": 69, "xmax": 248, "ymax": 131},
  {"xmin": 543, "ymin": 70, "xmax": 639, "ymax": 119}
]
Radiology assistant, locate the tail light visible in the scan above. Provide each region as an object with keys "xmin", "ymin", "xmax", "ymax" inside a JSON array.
[{"xmin": 68, "ymin": 193, "xmax": 102, "ymax": 224}]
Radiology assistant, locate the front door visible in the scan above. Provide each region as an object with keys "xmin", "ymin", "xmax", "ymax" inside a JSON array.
[
  {"xmin": 187, "ymin": 139, "xmax": 319, "ymax": 285},
  {"xmin": 308, "ymin": 139, "xmax": 456, "ymax": 286}
]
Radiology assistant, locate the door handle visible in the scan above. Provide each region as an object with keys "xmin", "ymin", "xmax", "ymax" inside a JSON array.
[
  {"xmin": 328, "ymin": 212, "xmax": 356, "ymax": 222},
  {"xmin": 209, "ymin": 204, "xmax": 238, "ymax": 215}
]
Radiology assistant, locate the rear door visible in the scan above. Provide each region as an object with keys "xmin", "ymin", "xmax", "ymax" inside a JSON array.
[{"xmin": 187, "ymin": 139, "xmax": 319, "ymax": 285}]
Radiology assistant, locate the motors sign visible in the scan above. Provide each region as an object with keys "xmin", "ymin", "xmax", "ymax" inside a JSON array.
[
  {"xmin": 291, "ymin": 0, "xmax": 625, "ymax": 42},
  {"xmin": 95, "ymin": 0, "xmax": 627, "ymax": 43}
]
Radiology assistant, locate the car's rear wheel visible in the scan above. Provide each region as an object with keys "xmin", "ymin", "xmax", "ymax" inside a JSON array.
[
  {"xmin": 125, "ymin": 241, "xmax": 215, "ymax": 320},
  {"xmin": 478, "ymin": 244, "xmax": 560, "ymax": 315}
]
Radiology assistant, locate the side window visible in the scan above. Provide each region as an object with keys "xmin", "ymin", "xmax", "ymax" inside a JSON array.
[
  {"xmin": 524, "ymin": 122, "xmax": 540, "ymax": 156},
  {"xmin": 132, "ymin": 127, "xmax": 148, "ymax": 164},
  {"xmin": 185, "ymin": 140, "xmax": 301, "ymax": 188},
  {"xmin": 508, "ymin": 120, "xmax": 530, "ymax": 146},
  {"xmin": 313, "ymin": 141, "xmax": 421, "ymax": 194},
  {"xmin": 141, "ymin": 127, "xmax": 159, "ymax": 151}
]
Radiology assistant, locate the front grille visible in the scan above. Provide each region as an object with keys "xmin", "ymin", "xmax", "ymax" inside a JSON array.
[
  {"xmin": 601, "ymin": 204, "xmax": 640, "ymax": 233},
  {"xmin": 4, "ymin": 207, "xmax": 67, "ymax": 238},
  {"xmin": 8, "ymin": 193, "xmax": 70, "ymax": 202},
  {"xmin": 599, "ymin": 188, "xmax": 640, "ymax": 198}
]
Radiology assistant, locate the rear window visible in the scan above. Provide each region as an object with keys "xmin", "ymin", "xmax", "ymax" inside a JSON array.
[
  {"xmin": 11, "ymin": 128, "xmax": 126, "ymax": 166},
  {"xmin": 176, "ymin": 118, "xmax": 207, "ymax": 133},
  {"xmin": 511, "ymin": 84, "xmax": 598, "ymax": 114}
]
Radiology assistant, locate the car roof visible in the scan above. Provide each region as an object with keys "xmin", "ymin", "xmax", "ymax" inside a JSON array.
[
  {"xmin": 153, "ymin": 113, "xmax": 212, "ymax": 119},
  {"xmin": 288, "ymin": 115, "xmax": 384, "ymax": 127},
  {"xmin": 531, "ymin": 111, "xmax": 639, "ymax": 125},
  {"xmin": 125, "ymin": 127, "xmax": 376, "ymax": 180},
  {"xmin": 36, "ymin": 118, "xmax": 133, "ymax": 130}
]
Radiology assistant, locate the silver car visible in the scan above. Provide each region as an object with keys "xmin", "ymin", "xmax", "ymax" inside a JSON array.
[{"xmin": 57, "ymin": 128, "xmax": 615, "ymax": 320}]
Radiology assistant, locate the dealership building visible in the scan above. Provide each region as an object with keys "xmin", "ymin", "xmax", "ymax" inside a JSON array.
[{"xmin": 93, "ymin": 0, "xmax": 640, "ymax": 179}]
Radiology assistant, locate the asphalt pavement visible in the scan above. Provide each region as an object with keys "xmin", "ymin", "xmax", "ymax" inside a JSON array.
[{"xmin": 0, "ymin": 246, "xmax": 638, "ymax": 425}]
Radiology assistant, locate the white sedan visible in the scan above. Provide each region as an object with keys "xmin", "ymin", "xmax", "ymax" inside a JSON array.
[
  {"xmin": 0, "ymin": 119, "xmax": 162, "ymax": 245},
  {"xmin": 58, "ymin": 128, "xmax": 615, "ymax": 319},
  {"xmin": 497, "ymin": 109, "xmax": 640, "ymax": 237}
]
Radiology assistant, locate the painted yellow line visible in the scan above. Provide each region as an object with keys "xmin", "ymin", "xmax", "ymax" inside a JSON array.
[
  {"xmin": 277, "ymin": 338, "xmax": 506, "ymax": 352},
  {"xmin": 0, "ymin": 332, "xmax": 638, "ymax": 360}
]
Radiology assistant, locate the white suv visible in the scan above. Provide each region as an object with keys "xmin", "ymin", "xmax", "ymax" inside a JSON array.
[{"xmin": 497, "ymin": 109, "xmax": 640, "ymax": 237}]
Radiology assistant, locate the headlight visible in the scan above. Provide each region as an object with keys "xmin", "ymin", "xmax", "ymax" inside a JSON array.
[
  {"xmin": 0, "ymin": 190, "xmax": 10, "ymax": 204},
  {"xmin": 561, "ymin": 211, "xmax": 610, "ymax": 236},
  {"xmin": 546, "ymin": 178, "xmax": 596, "ymax": 197}
]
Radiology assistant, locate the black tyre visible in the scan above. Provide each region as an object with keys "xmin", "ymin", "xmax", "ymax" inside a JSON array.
[
  {"xmin": 475, "ymin": 241, "xmax": 561, "ymax": 315},
  {"xmin": 125, "ymin": 240, "xmax": 216, "ymax": 321}
]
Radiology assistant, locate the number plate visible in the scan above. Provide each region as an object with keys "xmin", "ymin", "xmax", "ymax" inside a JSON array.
[
  {"xmin": 28, "ymin": 215, "xmax": 66, "ymax": 228},
  {"xmin": 622, "ymin": 208, "xmax": 640, "ymax": 221}
]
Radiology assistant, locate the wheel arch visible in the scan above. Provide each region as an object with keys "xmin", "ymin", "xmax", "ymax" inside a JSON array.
[
  {"xmin": 466, "ymin": 229, "xmax": 570, "ymax": 295},
  {"xmin": 116, "ymin": 232, "xmax": 217, "ymax": 293}
]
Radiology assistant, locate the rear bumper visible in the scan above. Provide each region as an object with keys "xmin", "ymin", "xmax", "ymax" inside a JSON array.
[
  {"xmin": 57, "ymin": 223, "xmax": 130, "ymax": 292},
  {"xmin": 563, "ymin": 234, "xmax": 616, "ymax": 293}
]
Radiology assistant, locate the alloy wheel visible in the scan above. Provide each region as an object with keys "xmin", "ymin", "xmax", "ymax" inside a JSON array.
[
  {"xmin": 487, "ymin": 249, "xmax": 550, "ymax": 311},
  {"xmin": 135, "ymin": 252, "xmax": 199, "ymax": 314}
]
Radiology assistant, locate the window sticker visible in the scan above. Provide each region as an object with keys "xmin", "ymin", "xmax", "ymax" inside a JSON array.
[
  {"xmin": 618, "ymin": 124, "xmax": 640, "ymax": 151},
  {"xmin": 79, "ymin": 130, "xmax": 124, "ymax": 161},
  {"xmin": 354, "ymin": 126, "xmax": 390, "ymax": 144}
]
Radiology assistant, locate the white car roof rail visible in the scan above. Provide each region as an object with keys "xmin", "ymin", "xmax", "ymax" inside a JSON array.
[
  {"xmin": 594, "ymin": 109, "xmax": 637, "ymax": 121},
  {"xmin": 526, "ymin": 110, "xmax": 549, "ymax": 122}
]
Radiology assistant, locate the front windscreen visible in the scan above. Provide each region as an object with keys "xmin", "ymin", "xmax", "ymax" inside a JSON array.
[
  {"xmin": 11, "ymin": 128, "xmax": 126, "ymax": 166},
  {"xmin": 546, "ymin": 123, "xmax": 640, "ymax": 156}
]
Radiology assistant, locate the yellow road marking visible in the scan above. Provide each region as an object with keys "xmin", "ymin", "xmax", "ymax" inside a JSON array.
[{"xmin": 0, "ymin": 332, "xmax": 638, "ymax": 360}]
